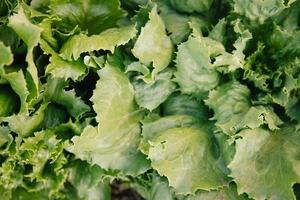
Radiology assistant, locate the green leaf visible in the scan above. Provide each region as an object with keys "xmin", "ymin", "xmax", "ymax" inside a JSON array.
[
  {"xmin": 44, "ymin": 78, "xmax": 90, "ymax": 119},
  {"xmin": 38, "ymin": 19, "xmax": 59, "ymax": 55},
  {"xmin": 68, "ymin": 65, "xmax": 150, "ymax": 175},
  {"xmin": 60, "ymin": 25, "xmax": 136, "ymax": 61},
  {"xmin": 277, "ymin": 31, "xmax": 300, "ymax": 59},
  {"xmin": 0, "ymin": 41, "xmax": 13, "ymax": 66},
  {"xmin": 141, "ymin": 115, "xmax": 228, "ymax": 194},
  {"xmin": 209, "ymin": 18, "xmax": 227, "ymax": 44},
  {"xmin": 158, "ymin": 1, "xmax": 191, "ymax": 44},
  {"xmin": 0, "ymin": 40, "xmax": 30, "ymax": 113},
  {"xmin": 148, "ymin": 126, "xmax": 228, "ymax": 194},
  {"xmin": 132, "ymin": 6, "xmax": 173, "ymax": 77},
  {"xmin": 30, "ymin": 0, "xmax": 50, "ymax": 13},
  {"xmin": 0, "ymin": 24, "xmax": 20, "ymax": 49},
  {"xmin": 11, "ymin": 188, "xmax": 49, "ymax": 200},
  {"xmin": 131, "ymin": 68, "xmax": 176, "ymax": 111},
  {"xmin": 2, "ymin": 71, "xmax": 29, "ymax": 113},
  {"xmin": 141, "ymin": 115, "xmax": 198, "ymax": 142},
  {"xmin": 42, "ymin": 103, "xmax": 68, "ymax": 129},
  {"xmin": 126, "ymin": 61, "xmax": 150, "ymax": 76},
  {"xmin": 67, "ymin": 160, "xmax": 110, "ymax": 200},
  {"xmin": 68, "ymin": 126, "xmax": 149, "ymax": 176},
  {"xmin": 146, "ymin": 176, "xmax": 174, "ymax": 200},
  {"xmin": 228, "ymin": 127, "xmax": 300, "ymax": 200},
  {"xmin": 140, "ymin": 114, "xmax": 198, "ymax": 154},
  {"xmin": 233, "ymin": 0, "xmax": 296, "ymax": 23},
  {"xmin": 162, "ymin": 93, "xmax": 209, "ymax": 121},
  {"xmin": 46, "ymin": 55, "xmax": 87, "ymax": 81},
  {"xmin": 169, "ymin": 0, "xmax": 213, "ymax": 13},
  {"xmin": 243, "ymin": 43, "xmax": 270, "ymax": 91},
  {"xmin": 0, "ymin": 0, "xmax": 17, "ymax": 24},
  {"xmin": 275, "ymin": 0, "xmax": 300, "ymax": 31},
  {"xmin": 269, "ymin": 59, "xmax": 300, "ymax": 121},
  {"xmin": 8, "ymin": 6, "xmax": 42, "ymax": 97},
  {"xmin": 205, "ymin": 81, "xmax": 283, "ymax": 135},
  {"xmin": 0, "ymin": 129, "xmax": 68, "ymax": 198},
  {"xmin": 213, "ymin": 20, "xmax": 252, "ymax": 72},
  {"xmin": 0, "ymin": 85, "xmax": 19, "ymax": 117},
  {"xmin": 174, "ymin": 35, "xmax": 224, "ymax": 97},
  {"xmin": 49, "ymin": 0, "xmax": 126, "ymax": 35},
  {"xmin": 0, "ymin": 126, "xmax": 12, "ymax": 149},
  {"xmin": 231, "ymin": 20, "xmax": 253, "ymax": 62},
  {"xmin": 91, "ymin": 64, "xmax": 139, "ymax": 129},
  {"xmin": 186, "ymin": 184, "xmax": 250, "ymax": 200},
  {"xmin": 131, "ymin": 173, "xmax": 174, "ymax": 200},
  {"xmin": 0, "ymin": 185, "xmax": 11, "ymax": 199},
  {"xmin": 2, "ymin": 104, "xmax": 47, "ymax": 137}
]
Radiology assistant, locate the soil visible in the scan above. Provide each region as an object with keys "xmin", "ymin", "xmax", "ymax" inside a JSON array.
[{"xmin": 111, "ymin": 182, "xmax": 144, "ymax": 200}]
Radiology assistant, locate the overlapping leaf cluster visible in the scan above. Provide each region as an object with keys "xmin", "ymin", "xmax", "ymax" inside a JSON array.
[{"xmin": 0, "ymin": 0, "xmax": 300, "ymax": 199}]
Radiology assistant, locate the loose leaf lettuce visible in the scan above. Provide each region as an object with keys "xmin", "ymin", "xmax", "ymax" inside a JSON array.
[{"xmin": 1, "ymin": 0, "xmax": 300, "ymax": 199}]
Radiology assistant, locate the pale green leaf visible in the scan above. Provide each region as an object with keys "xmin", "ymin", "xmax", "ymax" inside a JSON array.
[
  {"xmin": 139, "ymin": 114, "xmax": 198, "ymax": 154},
  {"xmin": 232, "ymin": 20, "xmax": 253, "ymax": 62},
  {"xmin": 125, "ymin": 61, "xmax": 150, "ymax": 77},
  {"xmin": 132, "ymin": 6, "xmax": 173, "ymax": 77},
  {"xmin": 185, "ymin": 184, "xmax": 249, "ymax": 200},
  {"xmin": 0, "ymin": 41, "xmax": 13, "ymax": 67},
  {"xmin": 174, "ymin": 35, "xmax": 224, "ymax": 97},
  {"xmin": 141, "ymin": 115, "xmax": 198, "ymax": 142},
  {"xmin": 2, "ymin": 104, "xmax": 47, "ymax": 137},
  {"xmin": 60, "ymin": 25, "xmax": 136, "ymax": 61},
  {"xmin": 8, "ymin": 7, "xmax": 42, "ymax": 96},
  {"xmin": 213, "ymin": 20, "xmax": 252, "ymax": 72},
  {"xmin": 209, "ymin": 18, "xmax": 227, "ymax": 44},
  {"xmin": 158, "ymin": 1, "xmax": 191, "ymax": 44},
  {"xmin": 68, "ymin": 65, "xmax": 150, "ymax": 175},
  {"xmin": 148, "ymin": 126, "xmax": 228, "ymax": 194},
  {"xmin": 39, "ymin": 19, "xmax": 59, "ymax": 55},
  {"xmin": 0, "ymin": 126, "xmax": 12, "ymax": 149},
  {"xmin": 132, "ymin": 68, "xmax": 176, "ymax": 111},
  {"xmin": 229, "ymin": 127, "xmax": 300, "ymax": 200},
  {"xmin": 205, "ymin": 81, "xmax": 283, "ymax": 134},
  {"xmin": 3, "ymin": 70, "xmax": 29, "ymax": 113},
  {"xmin": 233, "ymin": 0, "xmax": 296, "ymax": 23},
  {"xmin": 46, "ymin": 55, "xmax": 87, "ymax": 81},
  {"xmin": 162, "ymin": 93, "xmax": 209, "ymax": 121}
]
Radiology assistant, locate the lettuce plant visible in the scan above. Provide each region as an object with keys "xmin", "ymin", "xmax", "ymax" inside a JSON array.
[{"xmin": 0, "ymin": 0, "xmax": 300, "ymax": 199}]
